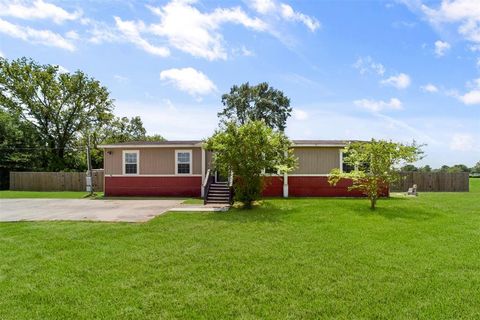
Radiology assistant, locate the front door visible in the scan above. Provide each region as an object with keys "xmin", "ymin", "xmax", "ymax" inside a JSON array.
[{"xmin": 215, "ymin": 171, "xmax": 228, "ymax": 183}]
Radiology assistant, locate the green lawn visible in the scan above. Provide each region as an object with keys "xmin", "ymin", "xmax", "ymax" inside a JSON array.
[
  {"xmin": 0, "ymin": 180, "xmax": 479, "ymax": 319},
  {"xmin": 0, "ymin": 190, "xmax": 96, "ymax": 199}
]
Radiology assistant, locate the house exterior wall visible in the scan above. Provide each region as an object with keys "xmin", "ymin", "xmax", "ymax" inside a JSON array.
[
  {"xmin": 102, "ymin": 143, "xmax": 385, "ymax": 198},
  {"xmin": 291, "ymin": 147, "xmax": 340, "ymax": 174},
  {"xmin": 104, "ymin": 147, "xmax": 202, "ymax": 175}
]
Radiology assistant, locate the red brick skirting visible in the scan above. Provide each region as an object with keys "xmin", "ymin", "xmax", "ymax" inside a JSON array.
[
  {"xmin": 288, "ymin": 176, "xmax": 364, "ymax": 197},
  {"xmin": 105, "ymin": 176, "xmax": 202, "ymax": 197},
  {"xmin": 262, "ymin": 176, "xmax": 284, "ymax": 197}
]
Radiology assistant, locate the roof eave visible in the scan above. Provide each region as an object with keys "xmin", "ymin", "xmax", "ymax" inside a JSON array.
[{"xmin": 99, "ymin": 143, "xmax": 204, "ymax": 149}]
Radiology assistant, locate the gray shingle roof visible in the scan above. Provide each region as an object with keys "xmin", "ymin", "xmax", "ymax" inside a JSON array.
[{"xmin": 100, "ymin": 139, "xmax": 356, "ymax": 147}]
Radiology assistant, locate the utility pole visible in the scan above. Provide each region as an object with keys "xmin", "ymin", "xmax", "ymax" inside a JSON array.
[{"xmin": 86, "ymin": 133, "xmax": 93, "ymax": 196}]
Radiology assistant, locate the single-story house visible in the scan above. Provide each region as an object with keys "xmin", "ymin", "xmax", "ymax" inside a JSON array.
[{"xmin": 100, "ymin": 140, "xmax": 376, "ymax": 201}]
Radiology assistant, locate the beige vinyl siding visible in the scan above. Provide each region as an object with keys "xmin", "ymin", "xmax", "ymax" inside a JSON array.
[
  {"xmin": 104, "ymin": 147, "xmax": 202, "ymax": 175},
  {"xmin": 291, "ymin": 147, "xmax": 341, "ymax": 174}
]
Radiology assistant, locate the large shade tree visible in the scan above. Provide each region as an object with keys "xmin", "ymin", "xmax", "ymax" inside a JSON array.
[
  {"xmin": 205, "ymin": 121, "xmax": 297, "ymax": 208},
  {"xmin": 0, "ymin": 57, "xmax": 114, "ymax": 170},
  {"xmin": 218, "ymin": 82, "xmax": 292, "ymax": 131},
  {"xmin": 87, "ymin": 116, "xmax": 165, "ymax": 168},
  {"xmin": 329, "ymin": 139, "xmax": 422, "ymax": 209}
]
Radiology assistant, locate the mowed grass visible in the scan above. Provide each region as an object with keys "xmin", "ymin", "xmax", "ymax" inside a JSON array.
[
  {"xmin": 0, "ymin": 180, "xmax": 479, "ymax": 319},
  {"xmin": 0, "ymin": 190, "xmax": 96, "ymax": 199}
]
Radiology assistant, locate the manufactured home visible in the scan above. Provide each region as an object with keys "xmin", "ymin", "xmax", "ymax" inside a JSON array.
[{"xmin": 100, "ymin": 140, "xmax": 372, "ymax": 201}]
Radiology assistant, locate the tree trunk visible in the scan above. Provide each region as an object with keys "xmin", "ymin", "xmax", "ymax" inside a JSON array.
[
  {"xmin": 243, "ymin": 200, "xmax": 253, "ymax": 209},
  {"xmin": 370, "ymin": 196, "xmax": 377, "ymax": 210}
]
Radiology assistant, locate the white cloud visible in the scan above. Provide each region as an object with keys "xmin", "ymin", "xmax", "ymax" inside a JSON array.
[
  {"xmin": 0, "ymin": 0, "xmax": 82, "ymax": 24},
  {"xmin": 0, "ymin": 18, "xmax": 75, "ymax": 51},
  {"xmin": 434, "ymin": 40, "xmax": 451, "ymax": 56},
  {"xmin": 65, "ymin": 30, "xmax": 79, "ymax": 40},
  {"xmin": 455, "ymin": 78, "xmax": 480, "ymax": 105},
  {"xmin": 160, "ymin": 67, "xmax": 217, "ymax": 96},
  {"xmin": 250, "ymin": 0, "xmax": 276, "ymax": 14},
  {"xmin": 143, "ymin": 1, "xmax": 267, "ymax": 60},
  {"xmin": 248, "ymin": 0, "xmax": 320, "ymax": 31},
  {"xmin": 458, "ymin": 89, "xmax": 480, "ymax": 105},
  {"xmin": 416, "ymin": 1, "xmax": 480, "ymax": 45},
  {"xmin": 279, "ymin": 3, "xmax": 320, "ymax": 32},
  {"xmin": 232, "ymin": 45, "xmax": 254, "ymax": 57},
  {"xmin": 381, "ymin": 73, "xmax": 411, "ymax": 89},
  {"xmin": 353, "ymin": 56, "xmax": 385, "ymax": 76},
  {"xmin": 421, "ymin": 83, "xmax": 439, "ymax": 93},
  {"xmin": 114, "ymin": 17, "xmax": 169, "ymax": 57},
  {"xmin": 114, "ymin": 74, "xmax": 129, "ymax": 84},
  {"xmin": 292, "ymin": 108, "xmax": 308, "ymax": 120},
  {"xmin": 354, "ymin": 98, "xmax": 403, "ymax": 112},
  {"xmin": 450, "ymin": 133, "xmax": 475, "ymax": 151}
]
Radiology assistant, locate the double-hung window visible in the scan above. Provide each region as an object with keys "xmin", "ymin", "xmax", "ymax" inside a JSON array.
[
  {"xmin": 176, "ymin": 150, "xmax": 192, "ymax": 174},
  {"xmin": 123, "ymin": 150, "xmax": 139, "ymax": 175}
]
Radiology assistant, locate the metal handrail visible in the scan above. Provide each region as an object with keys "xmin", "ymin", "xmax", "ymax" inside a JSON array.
[
  {"xmin": 202, "ymin": 169, "xmax": 211, "ymax": 188},
  {"xmin": 228, "ymin": 170, "xmax": 234, "ymax": 187},
  {"xmin": 203, "ymin": 169, "xmax": 213, "ymax": 205},
  {"xmin": 228, "ymin": 170, "xmax": 234, "ymax": 205}
]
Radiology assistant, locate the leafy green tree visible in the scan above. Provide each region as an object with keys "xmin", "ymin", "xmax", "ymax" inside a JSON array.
[
  {"xmin": 329, "ymin": 139, "xmax": 422, "ymax": 210},
  {"xmin": 0, "ymin": 57, "xmax": 114, "ymax": 170},
  {"xmin": 87, "ymin": 116, "xmax": 165, "ymax": 168},
  {"xmin": 401, "ymin": 164, "xmax": 418, "ymax": 172},
  {"xmin": 472, "ymin": 161, "xmax": 480, "ymax": 174},
  {"xmin": 419, "ymin": 165, "xmax": 432, "ymax": 172},
  {"xmin": 447, "ymin": 164, "xmax": 470, "ymax": 173},
  {"xmin": 0, "ymin": 108, "xmax": 42, "ymax": 188},
  {"xmin": 436, "ymin": 165, "xmax": 450, "ymax": 172},
  {"xmin": 205, "ymin": 121, "xmax": 297, "ymax": 208},
  {"xmin": 218, "ymin": 82, "xmax": 292, "ymax": 131}
]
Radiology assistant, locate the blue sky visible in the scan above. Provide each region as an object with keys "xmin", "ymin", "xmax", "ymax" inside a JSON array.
[{"xmin": 0, "ymin": 0, "xmax": 479, "ymax": 167}]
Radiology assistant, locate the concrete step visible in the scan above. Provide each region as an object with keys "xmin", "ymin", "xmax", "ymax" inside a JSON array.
[
  {"xmin": 207, "ymin": 196, "xmax": 230, "ymax": 200},
  {"xmin": 208, "ymin": 190, "xmax": 230, "ymax": 195}
]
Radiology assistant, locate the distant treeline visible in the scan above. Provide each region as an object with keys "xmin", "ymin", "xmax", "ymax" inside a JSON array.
[{"xmin": 401, "ymin": 163, "xmax": 480, "ymax": 175}]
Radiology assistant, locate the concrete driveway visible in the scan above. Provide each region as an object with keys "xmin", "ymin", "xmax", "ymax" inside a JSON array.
[{"xmin": 0, "ymin": 199, "xmax": 184, "ymax": 222}]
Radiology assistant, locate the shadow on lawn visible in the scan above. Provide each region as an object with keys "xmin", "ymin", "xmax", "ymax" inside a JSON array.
[
  {"xmin": 355, "ymin": 203, "xmax": 441, "ymax": 221},
  {"xmin": 208, "ymin": 202, "xmax": 293, "ymax": 223}
]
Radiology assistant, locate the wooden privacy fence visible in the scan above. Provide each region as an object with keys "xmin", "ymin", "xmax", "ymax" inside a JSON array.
[
  {"xmin": 10, "ymin": 170, "xmax": 104, "ymax": 192},
  {"xmin": 390, "ymin": 172, "xmax": 469, "ymax": 192}
]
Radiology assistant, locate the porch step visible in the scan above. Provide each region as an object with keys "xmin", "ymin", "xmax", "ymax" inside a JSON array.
[{"xmin": 205, "ymin": 182, "xmax": 231, "ymax": 205}]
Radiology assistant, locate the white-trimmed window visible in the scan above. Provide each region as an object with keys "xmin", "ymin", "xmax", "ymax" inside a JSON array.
[
  {"xmin": 123, "ymin": 150, "xmax": 139, "ymax": 175},
  {"xmin": 175, "ymin": 150, "xmax": 192, "ymax": 175}
]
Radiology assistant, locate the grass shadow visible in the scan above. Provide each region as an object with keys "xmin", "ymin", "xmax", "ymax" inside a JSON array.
[{"xmin": 207, "ymin": 201, "xmax": 293, "ymax": 223}]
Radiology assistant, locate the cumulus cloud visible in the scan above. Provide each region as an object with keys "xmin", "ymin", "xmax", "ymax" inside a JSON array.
[
  {"xmin": 354, "ymin": 98, "xmax": 403, "ymax": 112},
  {"xmin": 353, "ymin": 56, "xmax": 385, "ymax": 76},
  {"xmin": 292, "ymin": 108, "xmax": 308, "ymax": 120},
  {"xmin": 114, "ymin": 17, "xmax": 169, "ymax": 57},
  {"xmin": 279, "ymin": 3, "xmax": 320, "ymax": 32},
  {"xmin": 381, "ymin": 73, "xmax": 411, "ymax": 89},
  {"xmin": 413, "ymin": 1, "xmax": 480, "ymax": 46},
  {"xmin": 113, "ymin": 1, "xmax": 267, "ymax": 60},
  {"xmin": 0, "ymin": 0, "xmax": 81, "ymax": 24},
  {"xmin": 434, "ymin": 40, "xmax": 451, "ymax": 56},
  {"xmin": 248, "ymin": 0, "xmax": 320, "ymax": 31},
  {"xmin": 450, "ymin": 133, "xmax": 475, "ymax": 151},
  {"xmin": 421, "ymin": 83, "xmax": 439, "ymax": 93},
  {"xmin": 0, "ymin": 18, "xmax": 75, "ymax": 51},
  {"xmin": 455, "ymin": 78, "xmax": 480, "ymax": 105},
  {"xmin": 160, "ymin": 67, "xmax": 217, "ymax": 96}
]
